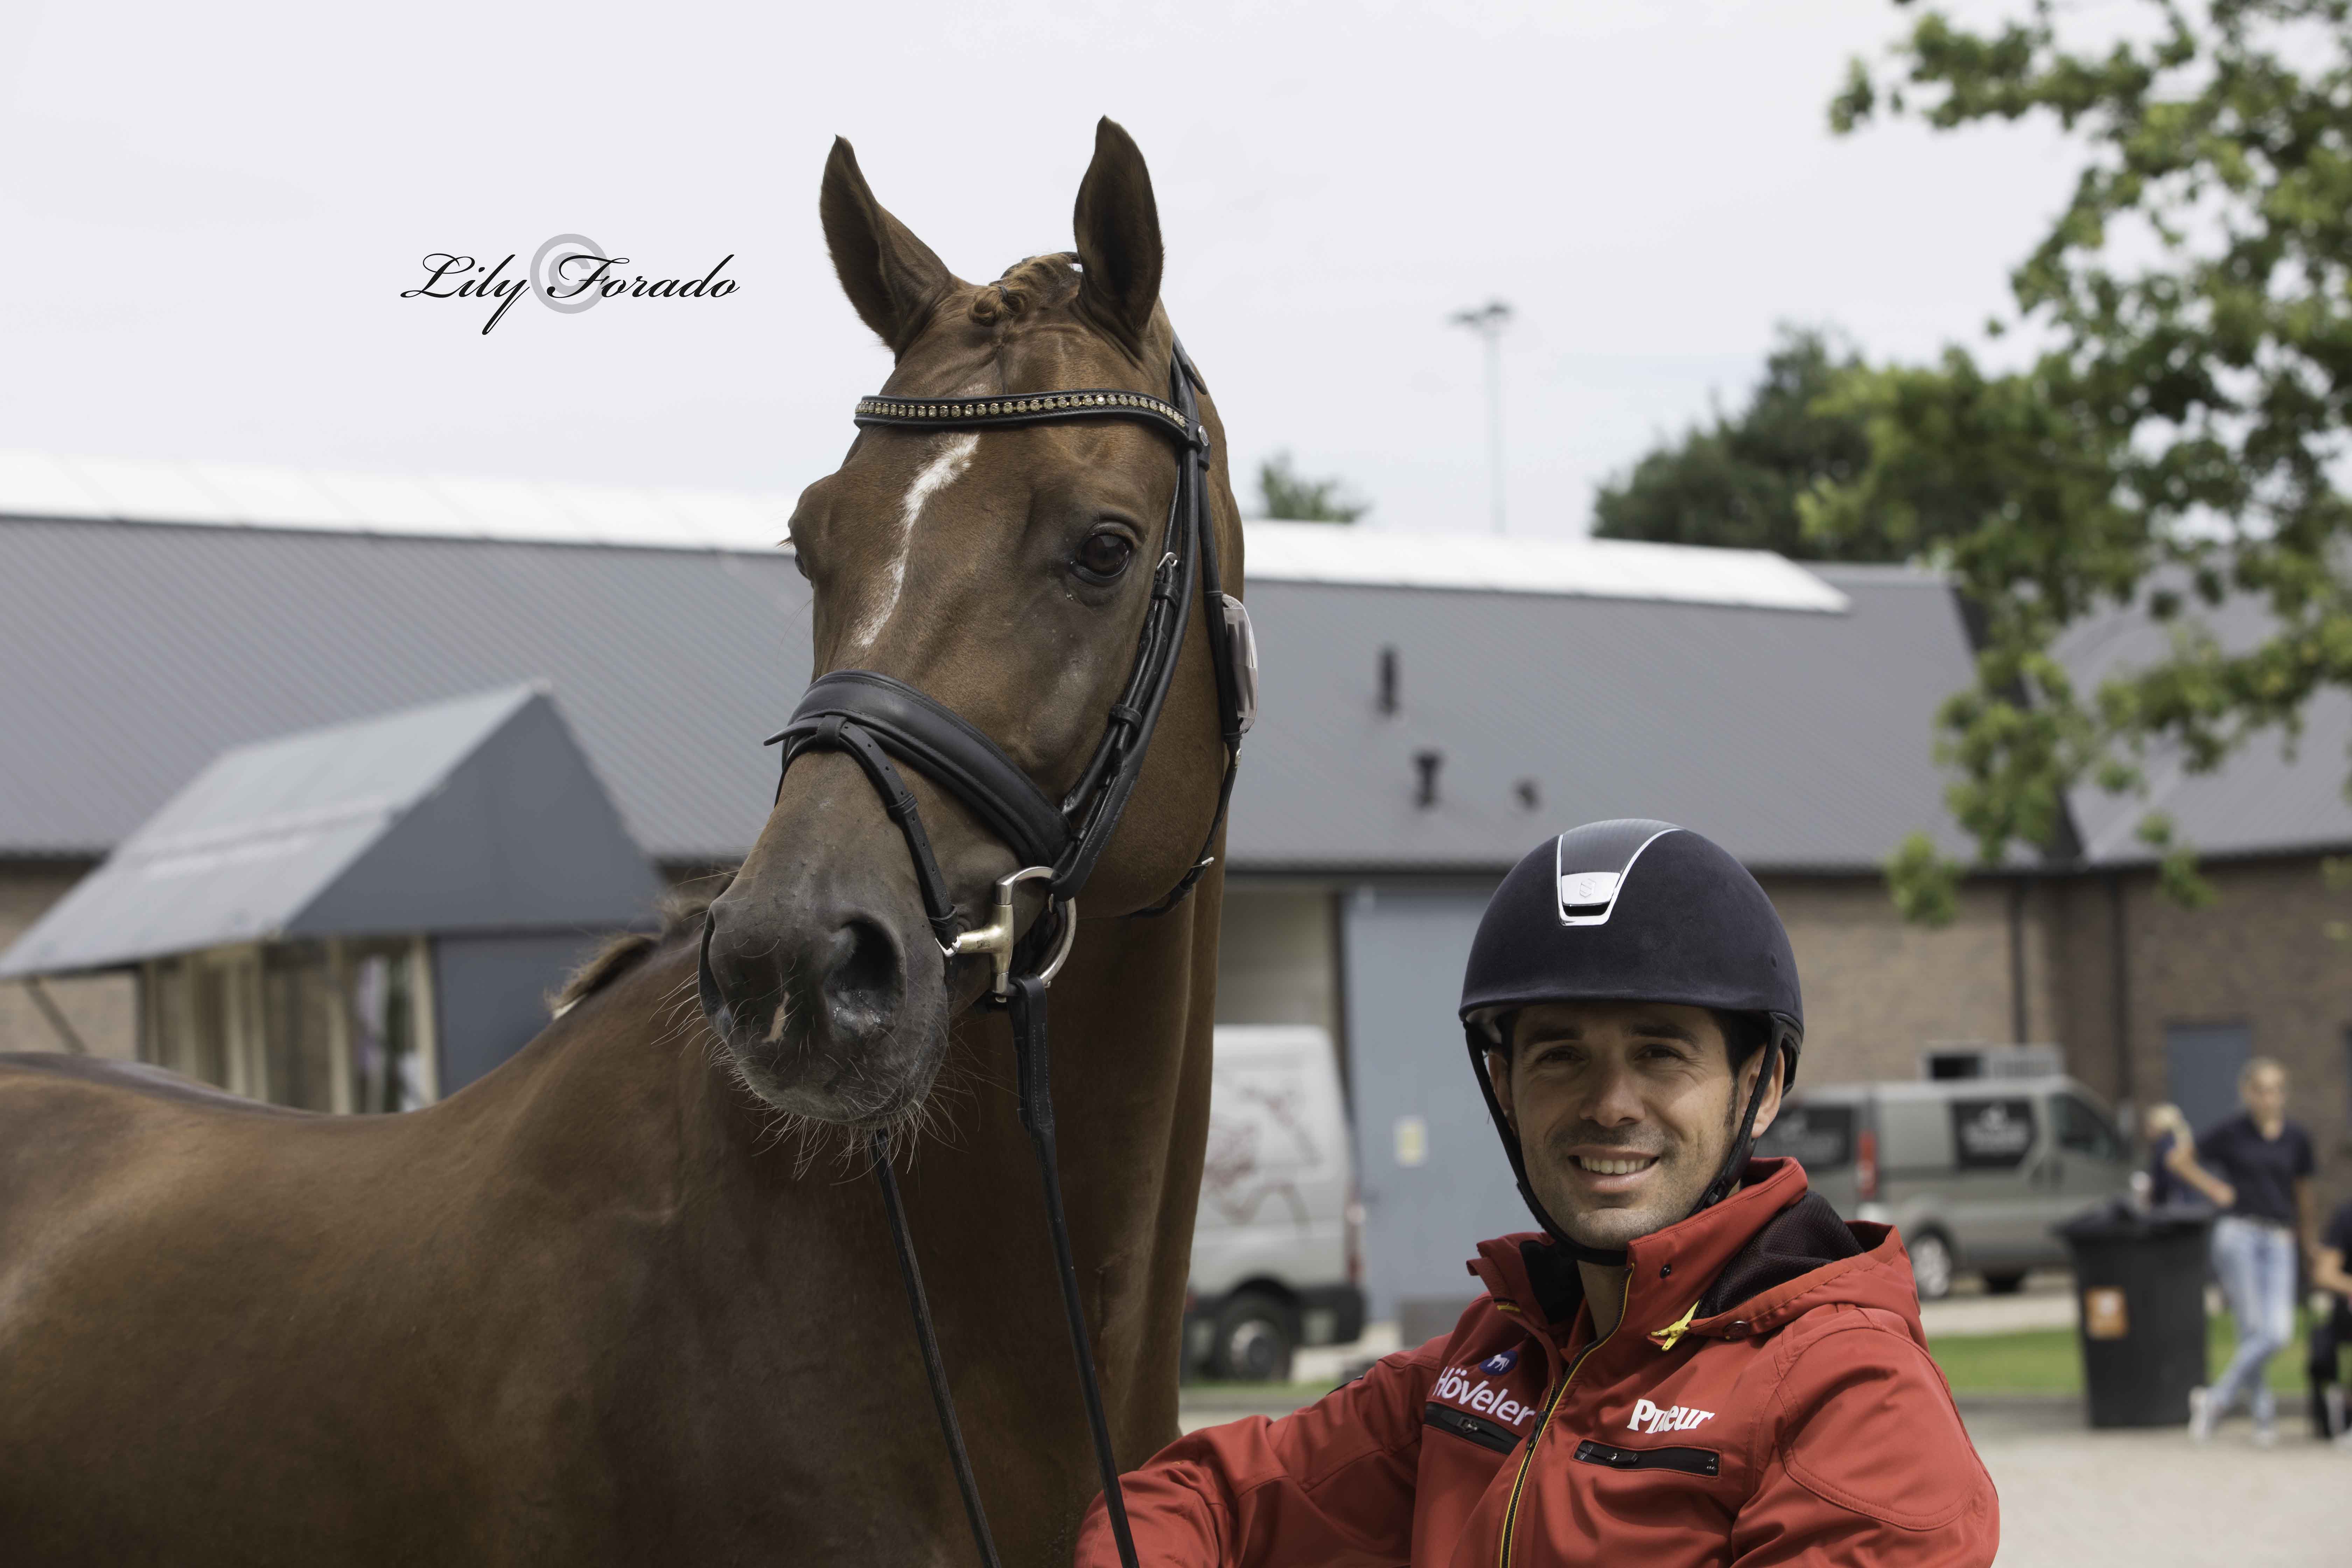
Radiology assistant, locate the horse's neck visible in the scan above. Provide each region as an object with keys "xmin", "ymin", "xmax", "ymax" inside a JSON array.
[{"xmin": 475, "ymin": 889, "xmax": 1212, "ymax": 1553}]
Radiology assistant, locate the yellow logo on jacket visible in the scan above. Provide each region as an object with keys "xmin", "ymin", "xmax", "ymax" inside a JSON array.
[{"xmin": 1648, "ymin": 1300, "xmax": 1699, "ymax": 1352}]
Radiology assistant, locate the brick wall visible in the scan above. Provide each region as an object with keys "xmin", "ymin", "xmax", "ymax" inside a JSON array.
[
  {"xmin": 1759, "ymin": 874, "xmax": 2057, "ymax": 1087},
  {"xmin": 1766, "ymin": 858, "xmax": 2352, "ymax": 1213},
  {"xmin": 2117, "ymin": 856, "xmax": 2352, "ymax": 1212},
  {"xmin": 0, "ymin": 860, "xmax": 137, "ymax": 1059}
]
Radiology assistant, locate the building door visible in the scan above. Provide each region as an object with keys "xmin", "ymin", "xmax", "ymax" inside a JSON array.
[
  {"xmin": 1340, "ymin": 883, "xmax": 1519, "ymax": 1336},
  {"xmin": 2164, "ymin": 1021, "xmax": 2252, "ymax": 1139}
]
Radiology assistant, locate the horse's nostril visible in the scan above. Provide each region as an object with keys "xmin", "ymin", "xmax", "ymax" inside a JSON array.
[{"xmin": 822, "ymin": 918, "xmax": 903, "ymax": 1043}]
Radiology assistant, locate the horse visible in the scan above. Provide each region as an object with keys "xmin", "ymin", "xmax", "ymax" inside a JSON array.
[{"xmin": 0, "ymin": 118, "xmax": 1242, "ymax": 1566}]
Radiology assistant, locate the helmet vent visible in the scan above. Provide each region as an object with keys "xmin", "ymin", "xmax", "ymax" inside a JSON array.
[
  {"xmin": 1552, "ymin": 822, "xmax": 1676, "ymax": 926},
  {"xmin": 1558, "ymin": 871, "xmax": 1619, "ymax": 919}
]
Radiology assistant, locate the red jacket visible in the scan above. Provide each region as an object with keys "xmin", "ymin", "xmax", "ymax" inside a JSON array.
[{"xmin": 1079, "ymin": 1159, "xmax": 1996, "ymax": 1566}]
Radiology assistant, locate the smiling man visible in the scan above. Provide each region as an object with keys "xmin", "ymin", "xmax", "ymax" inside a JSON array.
[{"xmin": 1079, "ymin": 820, "xmax": 1997, "ymax": 1567}]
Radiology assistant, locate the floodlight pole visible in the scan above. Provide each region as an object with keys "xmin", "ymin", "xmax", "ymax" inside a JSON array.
[{"xmin": 1449, "ymin": 300, "xmax": 1513, "ymax": 535}]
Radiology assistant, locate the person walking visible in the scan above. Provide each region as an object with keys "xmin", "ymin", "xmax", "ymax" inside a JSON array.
[
  {"xmin": 2165, "ymin": 1058, "xmax": 2316, "ymax": 1445},
  {"xmin": 1075, "ymin": 820, "xmax": 1997, "ymax": 1566}
]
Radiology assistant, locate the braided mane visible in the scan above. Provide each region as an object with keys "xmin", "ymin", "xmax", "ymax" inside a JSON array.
[{"xmin": 968, "ymin": 253, "xmax": 1080, "ymax": 326}]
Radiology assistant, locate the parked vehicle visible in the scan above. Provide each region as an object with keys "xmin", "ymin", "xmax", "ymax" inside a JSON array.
[
  {"xmin": 1753, "ymin": 1074, "xmax": 2133, "ymax": 1300},
  {"xmin": 1184, "ymin": 1025, "xmax": 1366, "ymax": 1381}
]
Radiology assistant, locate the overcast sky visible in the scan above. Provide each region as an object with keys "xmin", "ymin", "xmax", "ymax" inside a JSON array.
[{"xmin": 0, "ymin": 0, "xmax": 2086, "ymax": 541}]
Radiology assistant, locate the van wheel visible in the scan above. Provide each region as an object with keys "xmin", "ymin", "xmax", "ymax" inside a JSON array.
[
  {"xmin": 1981, "ymin": 1270, "xmax": 2027, "ymax": 1295},
  {"xmin": 1909, "ymin": 1232, "xmax": 1956, "ymax": 1302},
  {"xmin": 1210, "ymin": 1292, "xmax": 1295, "ymax": 1382}
]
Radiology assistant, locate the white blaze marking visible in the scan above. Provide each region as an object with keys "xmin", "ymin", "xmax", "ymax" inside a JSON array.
[{"xmin": 850, "ymin": 432, "xmax": 978, "ymax": 651}]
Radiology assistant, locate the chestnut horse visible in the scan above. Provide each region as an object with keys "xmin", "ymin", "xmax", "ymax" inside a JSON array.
[{"xmin": 0, "ymin": 119, "xmax": 1238, "ymax": 1566}]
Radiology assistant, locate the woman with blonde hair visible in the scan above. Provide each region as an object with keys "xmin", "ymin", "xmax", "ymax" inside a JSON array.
[{"xmin": 2166, "ymin": 1057, "xmax": 2317, "ymax": 1444}]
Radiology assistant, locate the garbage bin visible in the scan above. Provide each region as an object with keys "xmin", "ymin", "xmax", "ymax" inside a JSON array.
[{"xmin": 2056, "ymin": 1199, "xmax": 2212, "ymax": 1428}]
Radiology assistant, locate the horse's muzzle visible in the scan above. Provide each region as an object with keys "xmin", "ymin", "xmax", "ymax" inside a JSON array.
[{"xmin": 698, "ymin": 894, "xmax": 930, "ymax": 1121}]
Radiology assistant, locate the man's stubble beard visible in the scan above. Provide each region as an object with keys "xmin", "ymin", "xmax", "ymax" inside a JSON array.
[{"xmin": 1527, "ymin": 1099, "xmax": 1740, "ymax": 1250}]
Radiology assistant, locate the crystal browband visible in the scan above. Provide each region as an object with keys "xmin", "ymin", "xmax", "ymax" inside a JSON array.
[{"xmin": 853, "ymin": 389, "xmax": 1200, "ymax": 447}]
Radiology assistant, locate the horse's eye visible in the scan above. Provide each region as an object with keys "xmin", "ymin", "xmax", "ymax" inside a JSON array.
[{"xmin": 1075, "ymin": 529, "xmax": 1136, "ymax": 582}]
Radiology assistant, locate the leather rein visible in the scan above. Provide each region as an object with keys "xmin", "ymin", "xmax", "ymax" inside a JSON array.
[{"xmin": 699, "ymin": 340, "xmax": 1252, "ymax": 1568}]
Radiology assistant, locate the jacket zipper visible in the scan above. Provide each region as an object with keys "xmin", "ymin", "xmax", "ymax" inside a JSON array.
[{"xmin": 1494, "ymin": 1274, "xmax": 1632, "ymax": 1568}]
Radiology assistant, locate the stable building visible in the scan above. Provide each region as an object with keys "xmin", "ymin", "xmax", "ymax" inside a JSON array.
[
  {"xmin": 0, "ymin": 450, "xmax": 2346, "ymax": 1321},
  {"xmin": 0, "ymin": 685, "xmax": 659, "ymax": 1107}
]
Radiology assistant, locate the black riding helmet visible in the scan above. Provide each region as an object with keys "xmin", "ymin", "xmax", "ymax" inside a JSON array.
[{"xmin": 1458, "ymin": 819, "xmax": 1804, "ymax": 1266}]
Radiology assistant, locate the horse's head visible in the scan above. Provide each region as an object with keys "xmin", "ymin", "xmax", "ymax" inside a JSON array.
[{"xmin": 699, "ymin": 120, "xmax": 1240, "ymax": 1130}]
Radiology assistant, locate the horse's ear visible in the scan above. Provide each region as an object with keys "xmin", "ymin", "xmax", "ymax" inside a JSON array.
[
  {"xmin": 1072, "ymin": 118, "xmax": 1163, "ymax": 357},
  {"xmin": 821, "ymin": 137, "xmax": 954, "ymax": 354}
]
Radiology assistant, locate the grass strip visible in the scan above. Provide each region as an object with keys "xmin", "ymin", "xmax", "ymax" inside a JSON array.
[{"xmin": 1931, "ymin": 1311, "xmax": 2330, "ymax": 1396}]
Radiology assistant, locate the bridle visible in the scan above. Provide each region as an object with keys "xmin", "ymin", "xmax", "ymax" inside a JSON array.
[{"xmin": 698, "ymin": 339, "xmax": 1252, "ymax": 1568}]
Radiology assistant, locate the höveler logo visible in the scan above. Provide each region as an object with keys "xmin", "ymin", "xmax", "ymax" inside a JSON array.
[
  {"xmin": 1432, "ymin": 1364, "xmax": 1535, "ymax": 1428},
  {"xmin": 402, "ymin": 235, "xmax": 738, "ymax": 335},
  {"xmin": 1480, "ymin": 1349, "xmax": 1518, "ymax": 1376}
]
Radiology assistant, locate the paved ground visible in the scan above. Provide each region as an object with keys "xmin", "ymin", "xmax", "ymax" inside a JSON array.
[
  {"xmin": 1919, "ymin": 1269, "xmax": 2080, "ymax": 1337},
  {"xmin": 1962, "ymin": 1398, "xmax": 2346, "ymax": 1568}
]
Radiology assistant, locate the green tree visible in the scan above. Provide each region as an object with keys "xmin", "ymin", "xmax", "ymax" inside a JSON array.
[
  {"xmin": 1593, "ymin": 327, "xmax": 1889, "ymax": 559},
  {"xmin": 1819, "ymin": 0, "xmax": 2352, "ymax": 918},
  {"xmin": 1258, "ymin": 451, "xmax": 1367, "ymax": 522}
]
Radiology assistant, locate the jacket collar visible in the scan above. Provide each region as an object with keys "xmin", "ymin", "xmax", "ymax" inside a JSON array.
[{"xmin": 1468, "ymin": 1158, "xmax": 1821, "ymax": 1348}]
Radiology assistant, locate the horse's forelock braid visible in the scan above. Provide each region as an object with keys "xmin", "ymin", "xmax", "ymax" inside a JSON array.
[{"xmin": 969, "ymin": 253, "xmax": 1080, "ymax": 326}]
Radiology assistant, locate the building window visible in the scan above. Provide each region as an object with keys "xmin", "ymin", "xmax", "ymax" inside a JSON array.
[
  {"xmin": 261, "ymin": 945, "xmax": 340, "ymax": 1113},
  {"xmin": 145, "ymin": 951, "xmax": 260, "ymax": 1094},
  {"xmin": 348, "ymin": 945, "xmax": 429, "ymax": 1115},
  {"xmin": 2055, "ymin": 1093, "xmax": 2124, "ymax": 1162},
  {"xmin": 140, "ymin": 939, "xmax": 434, "ymax": 1114}
]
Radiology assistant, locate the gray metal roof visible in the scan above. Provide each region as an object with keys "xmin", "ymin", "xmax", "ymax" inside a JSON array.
[
  {"xmin": 2058, "ymin": 586, "xmax": 2352, "ymax": 864},
  {"xmin": 0, "ymin": 686, "xmax": 661, "ymax": 976},
  {"xmin": 0, "ymin": 516, "xmax": 806, "ymax": 864},
  {"xmin": 2, "ymin": 514, "xmax": 2339, "ymax": 878},
  {"xmin": 1232, "ymin": 562, "xmax": 1982, "ymax": 873}
]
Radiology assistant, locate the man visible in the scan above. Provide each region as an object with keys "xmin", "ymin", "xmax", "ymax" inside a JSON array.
[{"xmin": 1079, "ymin": 820, "xmax": 1997, "ymax": 1566}]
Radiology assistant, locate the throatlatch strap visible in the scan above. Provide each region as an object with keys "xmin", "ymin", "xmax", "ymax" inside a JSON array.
[
  {"xmin": 1134, "ymin": 747, "xmax": 1237, "ymax": 919},
  {"xmin": 870, "ymin": 1135, "xmax": 1004, "ymax": 1568},
  {"xmin": 1007, "ymin": 976, "xmax": 1142, "ymax": 1568}
]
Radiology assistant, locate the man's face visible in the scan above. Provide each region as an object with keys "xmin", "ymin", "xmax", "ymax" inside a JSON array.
[{"xmin": 1485, "ymin": 1000, "xmax": 1780, "ymax": 1252}]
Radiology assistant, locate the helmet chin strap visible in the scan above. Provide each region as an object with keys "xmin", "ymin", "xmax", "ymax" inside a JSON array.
[{"xmin": 1691, "ymin": 1034, "xmax": 1783, "ymax": 1215}]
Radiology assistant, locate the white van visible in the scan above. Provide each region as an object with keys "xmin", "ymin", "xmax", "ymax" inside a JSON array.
[{"xmin": 1184, "ymin": 1025, "xmax": 1366, "ymax": 1381}]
